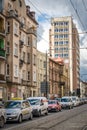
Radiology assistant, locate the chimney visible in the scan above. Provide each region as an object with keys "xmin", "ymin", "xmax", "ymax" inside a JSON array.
[
  {"xmin": 30, "ymin": 11, "xmax": 35, "ymax": 19},
  {"xmin": 26, "ymin": 5, "xmax": 30, "ymax": 15}
]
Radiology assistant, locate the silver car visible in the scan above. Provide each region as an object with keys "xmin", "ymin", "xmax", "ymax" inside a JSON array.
[
  {"xmin": 5, "ymin": 100, "xmax": 33, "ymax": 123},
  {"xmin": 61, "ymin": 96, "xmax": 74, "ymax": 109},
  {"xmin": 0, "ymin": 103, "xmax": 6, "ymax": 128}
]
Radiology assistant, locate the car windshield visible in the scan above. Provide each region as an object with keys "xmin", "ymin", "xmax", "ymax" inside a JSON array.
[
  {"xmin": 48, "ymin": 101, "xmax": 56, "ymax": 104},
  {"xmin": 72, "ymin": 98, "xmax": 76, "ymax": 101},
  {"xmin": 55, "ymin": 98, "xmax": 61, "ymax": 102},
  {"xmin": 28, "ymin": 99, "xmax": 40, "ymax": 105},
  {"xmin": 5, "ymin": 101, "xmax": 21, "ymax": 108},
  {"xmin": 61, "ymin": 98, "xmax": 71, "ymax": 102}
]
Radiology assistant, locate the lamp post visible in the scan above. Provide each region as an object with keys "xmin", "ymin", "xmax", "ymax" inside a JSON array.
[{"xmin": 45, "ymin": 51, "xmax": 48, "ymax": 98}]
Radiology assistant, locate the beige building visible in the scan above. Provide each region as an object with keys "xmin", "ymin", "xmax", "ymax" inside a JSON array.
[
  {"xmin": 37, "ymin": 50, "xmax": 49, "ymax": 97},
  {"xmin": 80, "ymin": 81, "xmax": 87, "ymax": 98},
  {"xmin": 49, "ymin": 16, "xmax": 80, "ymax": 95},
  {"xmin": 0, "ymin": 0, "xmax": 38, "ymax": 100},
  {"xmin": 0, "ymin": 13, "xmax": 6, "ymax": 100}
]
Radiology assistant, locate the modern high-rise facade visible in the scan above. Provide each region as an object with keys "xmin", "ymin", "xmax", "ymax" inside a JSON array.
[
  {"xmin": 0, "ymin": 0, "xmax": 38, "ymax": 100},
  {"xmin": 49, "ymin": 16, "xmax": 80, "ymax": 95}
]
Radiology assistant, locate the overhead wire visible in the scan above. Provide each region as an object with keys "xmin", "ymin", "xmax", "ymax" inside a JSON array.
[
  {"xmin": 82, "ymin": 0, "xmax": 87, "ymax": 11},
  {"xmin": 69, "ymin": 0, "xmax": 86, "ymax": 30},
  {"xmin": 26, "ymin": 0, "xmax": 50, "ymax": 22},
  {"xmin": 29, "ymin": 0, "xmax": 49, "ymax": 16}
]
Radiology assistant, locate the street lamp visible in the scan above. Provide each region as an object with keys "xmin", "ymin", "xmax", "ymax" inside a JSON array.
[{"xmin": 45, "ymin": 51, "xmax": 48, "ymax": 98}]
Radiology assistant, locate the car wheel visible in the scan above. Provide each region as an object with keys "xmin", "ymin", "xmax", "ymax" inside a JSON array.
[
  {"xmin": 56, "ymin": 108, "xmax": 59, "ymax": 112},
  {"xmin": 0, "ymin": 116, "xmax": 5, "ymax": 128},
  {"xmin": 69, "ymin": 106, "xmax": 71, "ymax": 109},
  {"xmin": 59, "ymin": 108, "xmax": 62, "ymax": 111},
  {"xmin": 45, "ymin": 109, "xmax": 48, "ymax": 115},
  {"xmin": 18, "ymin": 115, "xmax": 22, "ymax": 123},
  {"xmin": 29, "ymin": 113, "xmax": 33, "ymax": 120},
  {"xmin": 38, "ymin": 111, "xmax": 41, "ymax": 117}
]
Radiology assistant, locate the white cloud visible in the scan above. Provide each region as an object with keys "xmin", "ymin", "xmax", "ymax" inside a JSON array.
[{"xmin": 37, "ymin": 22, "xmax": 50, "ymax": 52}]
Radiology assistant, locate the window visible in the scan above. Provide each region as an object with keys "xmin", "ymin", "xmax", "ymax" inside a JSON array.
[
  {"xmin": 8, "ymin": 2, "xmax": 12, "ymax": 11},
  {"xmin": 7, "ymin": 22, "xmax": 10, "ymax": 33},
  {"xmin": 14, "ymin": 22, "xmax": 18, "ymax": 36},
  {"xmin": 6, "ymin": 64, "xmax": 9, "ymax": 75},
  {"xmin": 43, "ymin": 61, "xmax": 46, "ymax": 68},
  {"xmin": 14, "ymin": 43, "xmax": 18, "ymax": 56},
  {"xmin": 6, "ymin": 42, "xmax": 10, "ymax": 54},
  {"xmin": 33, "ymin": 71, "xmax": 36, "ymax": 82},
  {"xmin": 21, "ymin": 33, "xmax": 25, "ymax": 44},
  {"xmin": 64, "ymin": 22, "xmax": 68, "ymax": 25},
  {"xmin": 33, "ymin": 54, "xmax": 36, "ymax": 65},
  {"xmin": 22, "ymin": 70, "xmax": 26, "ymax": 80},
  {"xmin": 27, "ymin": 71, "xmax": 30, "ymax": 81},
  {"xmin": 14, "ymin": 65, "xmax": 18, "ymax": 77},
  {"xmin": 33, "ymin": 38, "xmax": 37, "ymax": 48},
  {"xmin": 27, "ymin": 53, "xmax": 30, "ymax": 63},
  {"xmin": 23, "ymin": 52, "xmax": 25, "ymax": 62},
  {"xmin": 0, "ymin": 39, "xmax": 4, "ymax": 49},
  {"xmin": 19, "ymin": 0, "xmax": 22, "ymax": 7},
  {"xmin": 28, "ymin": 37, "xmax": 30, "ymax": 46}
]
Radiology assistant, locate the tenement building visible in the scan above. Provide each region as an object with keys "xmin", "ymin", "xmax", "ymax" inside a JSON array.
[
  {"xmin": 49, "ymin": 16, "xmax": 80, "ymax": 95},
  {"xmin": 0, "ymin": 0, "xmax": 38, "ymax": 100}
]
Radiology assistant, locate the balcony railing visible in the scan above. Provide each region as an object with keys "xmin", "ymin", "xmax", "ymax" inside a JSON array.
[
  {"xmin": 27, "ymin": 28, "xmax": 37, "ymax": 36},
  {"xmin": 21, "ymin": 79, "xmax": 28, "ymax": 86},
  {"xmin": 0, "ymin": 49, "xmax": 6, "ymax": 60}
]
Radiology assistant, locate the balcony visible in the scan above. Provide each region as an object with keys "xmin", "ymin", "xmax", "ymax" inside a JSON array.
[
  {"xmin": 8, "ymin": 9, "xmax": 18, "ymax": 18},
  {"xmin": 0, "ymin": 74, "xmax": 5, "ymax": 81},
  {"xmin": 0, "ymin": 17, "xmax": 5, "ymax": 37},
  {"xmin": 0, "ymin": 49, "xmax": 6, "ymax": 60},
  {"xmin": 0, "ymin": 29, "xmax": 5, "ymax": 37},
  {"xmin": 6, "ymin": 77, "xmax": 11, "ymax": 83},
  {"xmin": 21, "ymin": 79, "xmax": 28, "ymax": 86},
  {"xmin": 19, "ymin": 40, "xmax": 24, "ymax": 48},
  {"xmin": 27, "ymin": 28, "xmax": 37, "ymax": 36},
  {"xmin": 19, "ymin": 59, "xmax": 24, "ymax": 67}
]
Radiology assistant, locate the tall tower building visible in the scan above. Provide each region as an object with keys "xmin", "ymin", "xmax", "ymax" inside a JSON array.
[{"xmin": 49, "ymin": 16, "xmax": 80, "ymax": 95}]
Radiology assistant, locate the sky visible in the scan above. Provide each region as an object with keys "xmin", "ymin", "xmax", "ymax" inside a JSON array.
[{"xmin": 25, "ymin": 0, "xmax": 87, "ymax": 81}]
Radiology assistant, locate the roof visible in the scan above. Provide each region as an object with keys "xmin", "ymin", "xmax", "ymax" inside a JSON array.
[{"xmin": 51, "ymin": 57, "xmax": 64, "ymax": 65}]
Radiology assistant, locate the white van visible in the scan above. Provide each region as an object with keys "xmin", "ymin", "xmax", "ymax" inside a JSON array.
[
  {"xmin": 61, "ymin": 96, "xmax": 74, "ymax": 109},
  {"xmin": 27, "ymin": 97, "xmax": 48, "ymax": 117},
  {"xmin": 70, "ymin": 96, "xmax": 79, "ymax": 107}
]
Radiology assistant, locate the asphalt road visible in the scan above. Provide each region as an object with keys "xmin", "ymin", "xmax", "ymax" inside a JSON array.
[{"xmin": 2, "ymin": 104, "xmax": 87, "ymax": 130}]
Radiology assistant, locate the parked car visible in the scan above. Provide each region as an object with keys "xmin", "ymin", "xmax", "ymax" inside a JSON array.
[
  {"xmin": 61, "ymin": 96, "xmax": 74, "ymax": 109},
  {"xmin": 0, "ymin": 102, "xmax": 6, "ymax": 128},
  {"xmin": 27, "ymin": 97, "xmax": 48, "ymax": 117},
  {"xmin": 55, "ymin": 98, "xmax": 61, "ymax": 103},
  {"xmin": 71, "ymin": 96, "xmax": 79, "ymax": 107},
  {"xmin": 5, "ymin": 100, "xmax": 33, "ymax": 123},
  {"xmin": 48, "ymin": 100, "xmax": 62, "ymax": 112}
]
